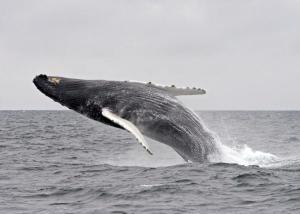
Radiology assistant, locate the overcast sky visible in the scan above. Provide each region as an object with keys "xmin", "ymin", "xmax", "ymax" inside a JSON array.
[{"xmin": 0, "ymin": 0, "xmax": 299, "ymax": 110}]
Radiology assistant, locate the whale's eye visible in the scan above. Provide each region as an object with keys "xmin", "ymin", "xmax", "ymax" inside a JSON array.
[{"xmin": 48, "ymin": 77, "xmax": 61, "ymax": 85}]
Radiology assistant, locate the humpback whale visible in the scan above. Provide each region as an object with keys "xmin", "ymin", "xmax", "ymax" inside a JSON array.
[{"xmin": 33, "ymin": 74, "xmax": 218, "ymax": 162}]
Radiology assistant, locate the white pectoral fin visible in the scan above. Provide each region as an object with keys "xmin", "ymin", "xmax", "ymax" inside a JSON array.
[{"xmin": 102, "ymin": 108, "xmax": 153, "ymax": 155}]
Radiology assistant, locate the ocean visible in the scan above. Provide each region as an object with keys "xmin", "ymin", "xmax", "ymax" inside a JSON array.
[{"xmin": 0, "ymin": 111, "xmax": 299, "ymax": 214}]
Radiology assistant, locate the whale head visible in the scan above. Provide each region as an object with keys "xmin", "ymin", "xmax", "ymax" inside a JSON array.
[
  {"xmin": 33, "ymin": 74, "xmax": 60, "ymax": 101},
  {"xmin": 33, "ymin": 74, "xmax": 95, "ymax": 112},
  {"xmin": 33, "ymin": 74, "xmax": 128, "ymax": 129}
]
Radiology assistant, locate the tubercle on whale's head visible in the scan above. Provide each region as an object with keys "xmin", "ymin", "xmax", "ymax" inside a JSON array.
[{"xmin": 33, "ymin": 74, "xmax": 95, "ymax": 111}]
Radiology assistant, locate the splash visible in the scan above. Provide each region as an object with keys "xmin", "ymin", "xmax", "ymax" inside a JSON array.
[{"xmin": 208, "ymin": 135, "xmax": 279, "ymax": 167}]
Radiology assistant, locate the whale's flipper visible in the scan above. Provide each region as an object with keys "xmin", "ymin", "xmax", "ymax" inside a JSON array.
[
  {"xmin": 102, "ymin": 108, "xmax": 153, "ymax": 155},
  {"xmin": 127, "ymin": 81, "xmax": 206, "ymax": 96}
]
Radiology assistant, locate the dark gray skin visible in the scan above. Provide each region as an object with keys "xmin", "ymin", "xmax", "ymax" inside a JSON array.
[{"xmin": 33, "ymin": 74, "xmax": 217, "ymax": 162}]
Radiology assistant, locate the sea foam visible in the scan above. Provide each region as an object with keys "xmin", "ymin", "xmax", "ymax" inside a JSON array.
[{"xmin": 208, "ymin": 134, "xmax": 279, "ymax": 167}]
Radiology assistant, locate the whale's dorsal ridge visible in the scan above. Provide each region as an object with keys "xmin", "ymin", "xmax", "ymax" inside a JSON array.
[
  {"xmin": 126, "ymin": 80, "xmax": 206, "ymax": 96},
  {"xmin": 102, "ymin": 108, "xmax": 153, "ymax": 155}
]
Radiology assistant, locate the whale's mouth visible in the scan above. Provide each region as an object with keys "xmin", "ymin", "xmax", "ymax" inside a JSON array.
[{"xmin": 33, "ymin": 74, "xmax": 60, "ymax": 101}]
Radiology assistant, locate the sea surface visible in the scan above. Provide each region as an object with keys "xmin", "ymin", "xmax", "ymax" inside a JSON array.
[{"xmin": 0, "ymin": 111, "xmax": 299, "ymax": 214}]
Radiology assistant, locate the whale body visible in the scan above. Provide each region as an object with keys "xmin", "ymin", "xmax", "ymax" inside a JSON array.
[{"xmin": 33, "ymin": 74, "xmax": 217, "ymax": 162}]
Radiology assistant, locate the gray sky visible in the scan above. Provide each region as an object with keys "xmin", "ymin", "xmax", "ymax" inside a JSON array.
[{"xmin": 0, "ymin": 0, "xmax": 299, "ymax": 110}]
